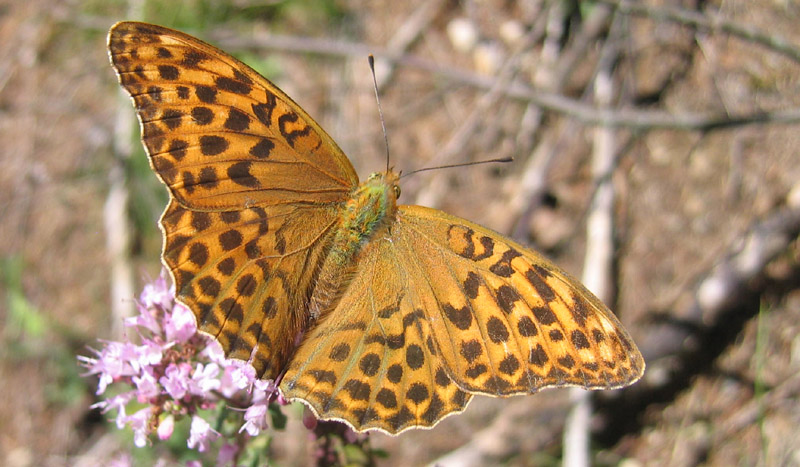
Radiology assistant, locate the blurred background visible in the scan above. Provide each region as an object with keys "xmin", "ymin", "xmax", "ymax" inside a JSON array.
[{"xmin": 2, "ymin": 0, "xmax": 800, "ymax": 465}]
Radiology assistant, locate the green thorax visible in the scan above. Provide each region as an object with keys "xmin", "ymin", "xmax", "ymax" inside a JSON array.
[
  {"xmin": 336, "ymin": 171, "xmax": 400, "ymax": 255},
  {"xmin": 307, "ymin": 171, "xmax": 400, "ymax": 318}
]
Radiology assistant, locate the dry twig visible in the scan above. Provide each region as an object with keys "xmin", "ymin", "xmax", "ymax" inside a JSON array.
[
  {"xmin": 373, "ymin": 0, "xmax": 447, "ymax": 91},
  {"xmin": 216, "ymin": 30, "xmax": 800, "ymax": 131},
  {"xmin": 410, "ymin": 14, "xmax": 548, "ymax": 208},
  {"xmin": 564, "ymin": 10, "xmax": 623, "ymax": 466},
  {"xmin": 598, "ymin": 0, "xmax": 800, "ymax": 64}
]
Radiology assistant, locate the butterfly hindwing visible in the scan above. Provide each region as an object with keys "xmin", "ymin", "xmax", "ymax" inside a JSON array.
[
  {"xmin": 280, "ymin": 235, "xmax": 472, "ymax": 434},
  {"xmin": 281, "ymin": 204, "xmax": 643, "ymax": 433}
]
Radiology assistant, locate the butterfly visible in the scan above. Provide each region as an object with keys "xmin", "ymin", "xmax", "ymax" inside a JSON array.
[{"xmin": 108, "ymin": 21, "xmax": 644, "ymax": 435}]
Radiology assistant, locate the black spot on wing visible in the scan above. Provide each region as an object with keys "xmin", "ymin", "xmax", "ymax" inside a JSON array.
[
  {"xmin": 224, "ymin": 108, "xmax": 251, "ymax": 131},
  {"xmin": 526, "ymin": 268, "xmax": 556, "ymax": 302},
  {"xmin": 277, "ymin": 112, "xmax": 311, "ymax": 147},
  {"xmin": 227, "ymin": 162, "xmax": 260, "ymax": 187},
  {"xmin": 157, "ymin": 64, "xmax": 179, "ymax": 80},
  {"xmin": 252, "ymin": 92, "xmax": 277, "ymax": 126},
  {"xmin": 182, "ymin": 50, "xmax": 208, "ymax": 67},
  {"xmin": 489, "ymin": 249, "xmax": 522, "ymax": 277},
  {"xmin": 250, "ymin": 138, "xmax": 274, "ymax": 159},
  {"xmin": 444, "ymin": 304, "xmax": 472, "ymax": 330},
  {"xmin": 191, "ymin": 106, "xmax": 214, "ymax": 125},
  {"xmin": 195, "ymin": 85, "xmax": 217, "ymax": 103},
  {"xmin": 200, "ymin": 135, "xmax": 229, "ymax": 156},
  {"xmin": 216, "ymin": 76, "xmax": 252, "ymax": 95}
]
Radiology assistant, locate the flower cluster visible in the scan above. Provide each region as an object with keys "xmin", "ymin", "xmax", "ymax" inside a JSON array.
[{"xmin": 79, "ymin": 273, "xmax": 284, "ymax": 459}]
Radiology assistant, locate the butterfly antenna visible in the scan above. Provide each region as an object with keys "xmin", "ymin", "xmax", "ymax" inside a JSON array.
[
  {"xmin": 368, "ymin": 55, "xmax": 391, "ymax": 173},
  {"xmin": 400, "ymin": 157, "xmax": 513, "ymax": 179}
]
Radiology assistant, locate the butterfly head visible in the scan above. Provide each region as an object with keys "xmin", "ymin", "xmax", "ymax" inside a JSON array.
[{"xmin": 364, "ymin": 170, "xmax": 401, "ymax": 202}]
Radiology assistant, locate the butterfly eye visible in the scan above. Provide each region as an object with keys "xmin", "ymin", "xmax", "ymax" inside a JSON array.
[{"xmin": 393, "ymin": 185, "xmax": 401, "ymax": 198}]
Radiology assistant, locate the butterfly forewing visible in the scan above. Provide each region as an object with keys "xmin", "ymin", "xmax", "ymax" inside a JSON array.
[
  {"xmin": 161, "ymin": 200, "xmax": 340, "ymax": 379},
  {"xmin": 394, "ymin": 206, "xmax": 644, "ymax": 395},
  {"xmin": 108, "ymin": 22, "xmax": 358, "ymax": 210},
  {"xmin": 108, "ymin": 22, "xmax": 358, "ymax": 380}
]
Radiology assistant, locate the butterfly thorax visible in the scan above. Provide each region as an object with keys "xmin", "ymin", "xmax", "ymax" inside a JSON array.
[
  {"xmin": 340, "ymin": 171, "xmax": 400, "ymax": 246},
  {"xmin": 307, "ymin": 171, "xmax": 400, "ymax": 320}
]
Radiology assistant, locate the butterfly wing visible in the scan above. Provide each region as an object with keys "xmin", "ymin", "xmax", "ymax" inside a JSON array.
[
  {"xmin": 161, "ymin": 200, "xmax": 340, "ymax": 378},
  {"xmin": 281, "ymin": 205, "xmax": 643, "ymax": 433},
  {"xmin": 108, "ymin": 21, "xmax": 358, "ymax": 210},
  {"xmin": 109, "ymin": 22, "xmax": 359, "ymax": 379},
  {"xmin": 393, "ymin": 205, "xmax": 644, "ymax": 395}
]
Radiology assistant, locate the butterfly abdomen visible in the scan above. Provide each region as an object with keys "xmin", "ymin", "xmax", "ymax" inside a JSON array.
[{"xmin": 307, "ymin": 172, "xmax": 399, "ymax": 319}]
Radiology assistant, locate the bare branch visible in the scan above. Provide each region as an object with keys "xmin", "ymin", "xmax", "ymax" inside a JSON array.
[
  {"xmin": 598, "ymin": 0, "xmax": 800, "ymax": 64},
  {"xmin": 411, "ymin": 16, "xmax": 548, "ymax": 207},
  {"xmin": 597, "ymin": 199, "xmax": 800, "ymax": 444},
  {"xmin": 374, "ymin": 0, "xmax": 448, "ymax": 91},
  {"xmin": 106, "ymin": 88, "xmax": 137, "ymax": 339},
  {"xmin": 564, "ymin": 11, "xmax": 623, "ymax": 466},
  {"xmin": 216, "ymin": 31, "xmax": 800, "ymax": 132}
]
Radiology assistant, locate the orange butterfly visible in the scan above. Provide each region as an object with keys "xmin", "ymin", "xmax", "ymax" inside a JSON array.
[{"xmin": 108, "ymin": 22, "xmax": 644, "ymax": 434}]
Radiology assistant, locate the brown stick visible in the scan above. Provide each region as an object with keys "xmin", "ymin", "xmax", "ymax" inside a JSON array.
[
  {"xmin": 597, "ymin": 0, "xmax": 800, "ymax": 64},
  {"xmin": 216, "ymin": 32, "xmax": 800, "ymax": 131}
]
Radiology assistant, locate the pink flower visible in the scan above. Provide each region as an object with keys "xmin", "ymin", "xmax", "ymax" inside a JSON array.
[
  {"xmin": 81, "ymin": 271, "xmax": 297, "ymax": 458},
  {"xmin": 133, "ymin": 369, "xmax": 159, "ymax": 402},
  {"xmin": 77, "ymin": 355, "xmax": 111, "ymax": 395},
  {"xmin": 303, "ymin": 406, "xmax": 318, "ymax": 431},
  {"xmin": 201, "ymin": 339, "xmax": 226, "ymax": 364},
  {"xmin": 91, "ymin": 390, "xmax": 135, "ymax": 429},
  {"xmin": 218, "ymin": 361, "xmax": 256, "ymax": 398},
  {"xmin": 127, "ymin": 274, "xmax": 172, "ymax": 334},
  {"xmin": 133, "ymin": 340, "xmax": 164, "ymax": 371},
  {"xmin": 188, "ymin": 415, "xmax": 219, "ymax": 452},
  {"xmin": 157, "ymin": 414, "xmax": 175, "ymax": 440},
  {"xmin": 126, "ymin": 407, "xmax": 152, "ymax": 447},
  {"xmin": 165, "ymin": 303, "xmax": 196, "ymax": 342},
  {"xmin": 139, "ymin": 273, "xmax": 172, "ymax": 310},
  {"xmin": 160, "ymin": 362, "xmax": 192, "ymax": 400},
  {"xmin": 239, "ymin": 379, "xmax": 280, "ymax": 436},
  {"xmin": 240, "ymin": 402, "xmax": 268, "ymax": 436},
  {"xmin": 80, "ymin": 341, "xmax": 142, "ymax": 394},
  {"xmin": 253, "ymin": 378, "xmax": 278, "ymax": 397},
  {"xmin": 126, "ymin": 302, "xmax": 161, "ymax": 335},
  {"xmin": 188, "ymin": 363, "xmax": 221, "ymax": 396}
]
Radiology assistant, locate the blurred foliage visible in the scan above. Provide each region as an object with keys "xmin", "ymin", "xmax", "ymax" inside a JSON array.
[
  {"xmin": 79, "ymin": 0, "xmax": 348, "ymax": 33},
  {"xmin": 1, "ymin": 255, "xmax": 86, "ymax": 405},
  {"xmin": 1, "ymin": 255, "xmax": 47, "ymax": 358}
]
